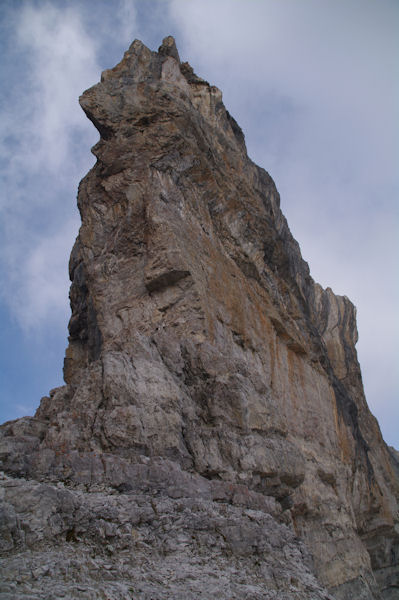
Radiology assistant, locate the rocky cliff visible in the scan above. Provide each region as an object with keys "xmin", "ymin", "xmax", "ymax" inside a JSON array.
[{"xmin": 1, "ymin": 37, "xmax": 398, "ymax": 600}]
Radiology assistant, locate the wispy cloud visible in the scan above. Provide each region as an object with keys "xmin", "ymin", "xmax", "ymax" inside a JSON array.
[
  {"xmin": 0, "ymin": 2, "xmax": 102, "ymax": 331},
  {"xmin": 1, "ymin": 4, "xmax": 100, "ymax": 182},
  {"xmin": 117, "ymin": 0, "xmax": 139, "ymax": 46},
  {"xmin": 15, "ymin": 4, "xmax": 100, "ymax": 171},
  {"xmin": 9, "ymin": 217, "xmax": 80, "ymax": 330}
]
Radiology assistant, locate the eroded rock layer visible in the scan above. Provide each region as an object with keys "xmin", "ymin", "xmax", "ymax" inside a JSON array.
[{"xmin": 1, "ymin": 37, "xmax": 398, "ymax": 600}]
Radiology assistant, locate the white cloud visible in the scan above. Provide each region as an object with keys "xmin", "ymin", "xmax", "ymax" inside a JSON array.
[
  {"xmin": 116, "ymin": 0, "xmax": 139, "ymax": 46},
  {"xmin": 10, "ymin": 216, "xmax": 80, "ymax": 331},
  {"xmin": 0, "ymin": 2, "xmax": 101, "ymax": 333},
  {"xmin": 14, "ymin": 3, "xmax": 100, "ymax": 173}
]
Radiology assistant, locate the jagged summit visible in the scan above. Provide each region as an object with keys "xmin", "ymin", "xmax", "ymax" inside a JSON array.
[
  {"xmin": 158, "ymin": 35, "xmax": 181, "ymax": 62},
  {"xmin": 0, "ymin": 37, "xmax": 398, "ymax": 600}
]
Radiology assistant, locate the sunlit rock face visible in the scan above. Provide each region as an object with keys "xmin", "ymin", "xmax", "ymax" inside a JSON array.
[{"xmin": 1, "ymin": 37, "xmax": 398, "ymax": 600}]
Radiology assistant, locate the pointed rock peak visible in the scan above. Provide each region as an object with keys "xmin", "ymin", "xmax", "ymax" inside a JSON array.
[
  {"xmin": 1, "ymin": 35, "xmax": 398, "ymax": 600},
  {"xmin": 158, "ymin": 35, "xmax": 180, "ymax": 63},
  {"xmin": 128, "ymin": 38, "xmax": 145, "ymax": 51}
]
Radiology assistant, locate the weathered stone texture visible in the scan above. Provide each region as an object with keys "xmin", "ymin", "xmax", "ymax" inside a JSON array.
[{"xmin": 1, "ymin": 36, "xmax": 398, "ymax": 599}]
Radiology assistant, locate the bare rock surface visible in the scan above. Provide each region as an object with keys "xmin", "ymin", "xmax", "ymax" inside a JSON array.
[
  {"xmin": 0, "ymin": 471, "xmax": 333, "ymax": 600},
  {"xmin": 1, "ymin": 37, "xmax": 398, "ymax": 599}
]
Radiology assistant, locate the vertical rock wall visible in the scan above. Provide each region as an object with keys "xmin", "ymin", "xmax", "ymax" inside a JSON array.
[{"xmin": 1, "ymin": 37, "xmax": 398, "ymax": 600}]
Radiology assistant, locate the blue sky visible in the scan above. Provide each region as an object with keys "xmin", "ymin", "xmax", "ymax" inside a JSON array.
[{"xmin": 0, "ymin": 0, "xmax": 398, "ymax": 448}]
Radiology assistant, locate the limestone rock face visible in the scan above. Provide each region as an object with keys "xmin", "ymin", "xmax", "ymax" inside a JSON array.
[{"xmin": 1, "ymin": 37, "xmax": 398, "ymax": 600}]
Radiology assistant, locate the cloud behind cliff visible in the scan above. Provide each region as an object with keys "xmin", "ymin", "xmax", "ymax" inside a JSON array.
[{"xmin": 0, "ymin": 0, "xmax": 397, "ymax": 447}]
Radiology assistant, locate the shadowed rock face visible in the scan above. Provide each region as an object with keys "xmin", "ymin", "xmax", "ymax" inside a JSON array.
[{"xmin": 1, "ymin": 37, "xmax": 398, "ymax": 600}]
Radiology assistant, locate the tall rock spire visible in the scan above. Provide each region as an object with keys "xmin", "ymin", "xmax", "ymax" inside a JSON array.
[{"xmin": 1, "ymin": 37, "xmax": 398, "ymax": 600}]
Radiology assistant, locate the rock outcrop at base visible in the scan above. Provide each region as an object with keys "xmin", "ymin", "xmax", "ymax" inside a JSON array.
[{"xmin": 1, "ymin": 37, "xmax": 398, "ymax": 600}]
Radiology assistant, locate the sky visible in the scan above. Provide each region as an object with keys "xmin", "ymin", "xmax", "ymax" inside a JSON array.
[{"xmin": 0, "ymin": 0, "xmax": 398, "ymax": 448}]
